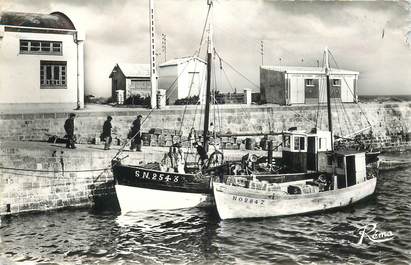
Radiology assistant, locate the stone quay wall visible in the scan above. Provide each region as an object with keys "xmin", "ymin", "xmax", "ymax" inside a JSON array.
[
  {"xmin": 0, "ymin": 142, "xmax": 175, "ymax": 216},
  {"xmin": 0, "ymin": 102, "xmax": 410, "ymax": 151},
  {"xmin": 0, "ymin": 102, "xmax": 410, "ymax": 216}
]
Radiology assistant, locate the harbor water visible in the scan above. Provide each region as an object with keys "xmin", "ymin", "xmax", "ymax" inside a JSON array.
[{"xmin": 0, "ymin": 154, "xmax": 410, "ymax": 265}]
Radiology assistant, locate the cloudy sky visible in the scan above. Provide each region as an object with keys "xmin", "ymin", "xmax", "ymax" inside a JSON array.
[{"xmin": 1, "ymin": 0, "xmax": 410, "ymax": 97}]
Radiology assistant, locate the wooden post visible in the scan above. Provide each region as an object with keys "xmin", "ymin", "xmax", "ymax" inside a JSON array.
[{"xmin": 267, "ymin": 140, "xmax": 273, "ymax": 166}]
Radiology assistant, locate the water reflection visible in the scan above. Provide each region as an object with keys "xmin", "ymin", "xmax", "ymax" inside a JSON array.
[{"xmin": 0, "ymin": 161, "xmax": 410, "ymax": 264}]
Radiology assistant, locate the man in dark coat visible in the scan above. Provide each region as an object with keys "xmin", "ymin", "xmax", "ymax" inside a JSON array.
[
  {"xmin": 193, "ymin": 141, "xmax": 208, "ymax": 169},
  {"xmin": 101, "ymin": 116, "xmax": 112, "ymax": 150},
  {"xmin": 64, "ymin": 113, "xmax": 76, "ymax": 149},
  {"xmin": 129, "ymin": 115, "xmax": 142, "ymax": 151}
]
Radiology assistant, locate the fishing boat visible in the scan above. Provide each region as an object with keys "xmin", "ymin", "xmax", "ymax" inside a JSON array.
[
  {"xmin": 113, "ymin": 0, "xmax": 379, "ymax": 214},
  {"xmin": 212, "ymin": 49, "xmax": 380, "ymax": 220},
  {"xmin": 112, "ymin": 0, "xmax": 220, "ymax": 213}
]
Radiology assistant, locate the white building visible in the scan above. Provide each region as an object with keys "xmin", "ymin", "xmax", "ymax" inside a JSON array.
[
  {"xmin": 260, "ymin": 66, "xmax": 359, "ymax": 105},
  {"xmin": 109, "ymin": 63, "xmax": 151, "ymax": 100},
  {"xmin": 159, "ymin": 57, "xmax": 207, "ymax": 104},
  {"xmin": 0, "ymin": 11, "xmax": 85, "ymax": 108}
]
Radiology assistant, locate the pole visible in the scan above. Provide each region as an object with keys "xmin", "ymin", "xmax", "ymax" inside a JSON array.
[
  {"xmin": 260, "ymin": 40, "xmax": 264, "ymax": 65},
  {"xmin": 203, "ymin": 0, "xmax": 213, "ymax": 152},
  {"xmin": 149, "ymin": 0, "xmax": 158, "ymax": 109},
  {"xmin": 325, "ymin": 47, "xmax": 333, "ymax": 151},
  {"xmin": 267, "ymin": 140, "xmax": 273, "ymax": 167},
  {"xmin": 162, "ymin": 33, "xmax": 167, "ymax": 62},
  {"xmin": 75, "ymin": 32, "xmax": 80, "ymax": 110}
]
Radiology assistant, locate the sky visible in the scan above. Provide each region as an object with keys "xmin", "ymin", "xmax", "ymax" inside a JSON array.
[{"xmin": 1, "ymin": 0, "xmax": 411, "ymax": 97}]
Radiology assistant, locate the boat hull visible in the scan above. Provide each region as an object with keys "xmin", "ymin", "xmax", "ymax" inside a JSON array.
[
  {"xmin": 213, "ymin": 178, "xmax": 377, "ymax": 220},
  {"xmin": 115, "ymin": 184, "xmax": 212, "ymax": 213},
  {"xmin": 113, "ymin": 164, "xmax": 212, "ymax": 212}
]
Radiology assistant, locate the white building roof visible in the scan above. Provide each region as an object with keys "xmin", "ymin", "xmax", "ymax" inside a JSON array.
[
  {"xmin": 160, "ymin": 56, "xmax": 207, "ymax": 67},
  {"xmin": 261, "ymin": 66, "xmax": 359, "ymax": 75},
  {"xmin": 113, "ymin": 63, "xmax": 150, "ymax": 78}
]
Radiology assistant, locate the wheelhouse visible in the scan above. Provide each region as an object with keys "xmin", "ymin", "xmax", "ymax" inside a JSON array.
[{"xmin": 282, "ymin": 129, "xmax": 332, "ymax": 173}]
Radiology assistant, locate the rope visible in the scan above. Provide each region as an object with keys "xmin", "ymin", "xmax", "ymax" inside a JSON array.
[
  {"xmin": 214, "ymin": 51, "xmax": 259, "ymax": 89},
  {"xmin": 0, "ymin": 166, "xmax": 110, "ymax": 173},
  {"xmin": 328, "ymin": 50, "xmax": 372, "ymax": 128}
]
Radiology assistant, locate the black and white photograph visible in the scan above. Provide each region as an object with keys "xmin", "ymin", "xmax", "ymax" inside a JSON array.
[{"xmin": 0, "ymin": 0, "xmax": 410, "ymax": 264}]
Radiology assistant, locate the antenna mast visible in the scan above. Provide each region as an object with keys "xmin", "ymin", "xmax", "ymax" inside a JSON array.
[
  {"xmin": 325, "ymin": 47, "xmax": 333, "ymax": 150},
  {"xmin": 260, "ymin": 40, "xmax": 264, "ymax": 65},
  {"xmin": 149, "ymin": 0, "xmax": 158, "ymax": 109}
]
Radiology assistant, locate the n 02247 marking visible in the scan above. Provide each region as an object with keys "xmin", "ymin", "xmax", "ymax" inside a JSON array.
[{"xmin": 232, "ymin": 195, "xmax": 264, "ymax": 205}]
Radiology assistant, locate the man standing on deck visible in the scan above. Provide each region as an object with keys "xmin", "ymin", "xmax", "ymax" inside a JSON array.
[
  {"xmin": 129, "ymin": 115, "xmax": 142, "ymax": 151},
  {"xmin": 193, "ymin": 141, "xmax": 208, "ymax": 169},
  {"xmin": 101, "ymin": 116, "xmax": 113, "ymax": 150},
  {"xmin": 64, "ymin": 113, "xmax": 76, "ymax": 149}
]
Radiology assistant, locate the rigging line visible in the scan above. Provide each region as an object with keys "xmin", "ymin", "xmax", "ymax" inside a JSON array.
[
  {"xmin": 219, "ymin": 64, "xmax": 258, "ymax": 130},
  {"xmin": 0, "ymin": 170, "xmax": 110, "ymax": 183},
  {"xmin": 0, "ymin": 166, "xmax": 111, "ymax": 173},
  {"xmin": 210, "ymin": 95, "xmax": 224, "ymax": 155},
  {"xmin": 111, "ymin": 108, "xmax": 155, "ymax": 162},
  {"xmin": 217, "ymin": 50, "xmax": 317, "ymax": 127},
  {"xmin": 178, "ymin": 58, "xmax": 203, "ymax": 135},
  {"xmin": 328, "ymin": 50, "xmax": 372, "ymax": 128},
  {"xmin": 315, "ymin": 51, "xmax": 326, "ymax": 128},
  {"xmin": 212, "ymin": 63, "xmax": 218, "ymax": 135},
  {"xmin": 337, "ymin": 94, "xmax": 355, "ymax": 136},
  {"xmin": 335, "ymin": 92, "xmax": 352, "ymax": 137},
  {"xmin": 214, "ymin": 50, "xmax": 259, "ymax": 89},
  {"xmin": 165, "ymin": 5, "xmax": 211, "ymax": 103},
  {"xmin": 164, "ymin": 57, "xmax": 199, "ymax": 102},
  {"xmin": 195, "ymin": 4, "xmax": 212, "ymax": 57},
  {"xmin": 335, "ymin": 98, "xmax": 344, "ymax": 137}
]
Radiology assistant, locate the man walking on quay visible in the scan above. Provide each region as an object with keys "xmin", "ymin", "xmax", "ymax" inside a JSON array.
[
  {"xmin": 101, "ymin": 116, "xmax": 113, "ymax": 150},
  {"xmin": 129, "ymin": 115, "xmax": 142, "ymax": 151},
  {"xmin": 64, "ymin": 113, "xmax": 76, "ymax": 149}
]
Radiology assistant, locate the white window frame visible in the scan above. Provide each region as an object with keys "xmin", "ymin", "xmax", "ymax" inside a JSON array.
[
  {"xmin": 40, "ymin": 61, "xmax": 67, "ymax": 89},
  {"xmin": 293, "ymin": 136, "xmax": 306, "ymax": 151},
  {"xmin": 305, "ymin": 79, "xmax": 314, "ymax": 87},
  {"xmin": 20, "ymin": 40, "xmax": 63, "ymax": 55}
]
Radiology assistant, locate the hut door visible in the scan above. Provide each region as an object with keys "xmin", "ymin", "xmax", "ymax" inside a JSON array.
[
  {"xmin": 307, "ymin": 136, "xmax": 316, "ymax": 171},
  {"xmin": 346, "ymin": 155, "xmax": 356, "ymax": 187}
]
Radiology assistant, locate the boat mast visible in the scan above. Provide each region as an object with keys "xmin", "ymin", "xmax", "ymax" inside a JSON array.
[
  {"xmin": 149, "ymin": 0, "xmax": 158, "ymax": 109},
  {"xmin": 203, "ymin": 0, "xmax": 213, "ymax": 151},
  {"xmin": 325, "ymin": 47, "xmax": 334, "ymax": 151}
]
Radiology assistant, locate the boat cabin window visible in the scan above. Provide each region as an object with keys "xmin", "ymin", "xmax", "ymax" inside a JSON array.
[
  {"xmin": 284, "ymin": 135, "xmax": 290, "ymax": 148},
  {"xmin": 337, "ymin": 156, "xmax": 344, "ymax": 168},
  {"xmin": 294, "ymin": 136, "xmax": 305, "ymax": 151}
]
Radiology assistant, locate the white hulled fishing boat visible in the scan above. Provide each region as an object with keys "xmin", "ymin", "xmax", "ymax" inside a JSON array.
[{"xmin": 212, "ymin": 48, "xmax": 380, "ymax": 220}]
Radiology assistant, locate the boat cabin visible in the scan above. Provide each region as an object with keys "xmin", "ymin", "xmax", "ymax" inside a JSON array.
[
  {"xmin": 328, "ymin": 151, "xmax": 367, "ymax": 189},
  {"xmin": 282, "ymin": 130, "xmax": 332, "ymax": 172}
]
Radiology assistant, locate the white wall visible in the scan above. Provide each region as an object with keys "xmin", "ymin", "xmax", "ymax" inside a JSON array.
[
  {"xmin": 288, "ymin": 73, "xmax": 357, "ymax": 104},
  {"xmin": 159, "ymin": 59, "xmax": 206, "ymax": 104},
  {"xmin": 0, "ymin": 30, "xmax": 79, "ymax": 104},
  {"xmin": 289, "ymin": 74, "xmax": 306, "ymax": 104},
  {"xmin": 177, "ymin": 59, "xmax": 207, "ymax": 103},
  {"xmin": 159, "ymin": 65, "xmax": 178, "ymax": 104}
]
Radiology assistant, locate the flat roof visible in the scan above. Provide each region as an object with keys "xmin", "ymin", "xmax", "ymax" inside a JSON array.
[
  {"xmin": 160, "ymin": 56, "xmax": 207, "ymax": 67},
  {"xmin": 261, "ymin": 66, "xmax": 359, "ymax": 75}
]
